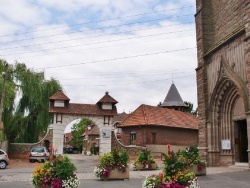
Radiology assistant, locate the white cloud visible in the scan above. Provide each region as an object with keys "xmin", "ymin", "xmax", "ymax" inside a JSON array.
[
  {"xmin": 0, "ymin": 0, "xmax": 49, "ymax": 26},
  {"xmin": 0, "ymin": 0, "xmax": 198, "ymax": 113}
]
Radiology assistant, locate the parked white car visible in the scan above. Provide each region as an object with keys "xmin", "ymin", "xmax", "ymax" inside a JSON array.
[
  {"xmin": 0, "ymin": 149, "xmax": 9, "ymax": 169},
  {"xmin": 29, "ymin": 146, "xmax": 50, "ymax": 162}
]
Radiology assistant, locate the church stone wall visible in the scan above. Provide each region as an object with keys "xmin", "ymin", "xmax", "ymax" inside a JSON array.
[{"xmin": 195, "ymin": 0, "xmax": 250, "ymax": 167}]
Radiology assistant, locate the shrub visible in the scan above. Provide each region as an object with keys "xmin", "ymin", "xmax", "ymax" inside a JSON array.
[
  {"xmin": 142, "ymin": 144, "xmax": 201, "ymax": 188},
  {"xmin": 94, "ymin": 149, "xmax": 129, "ymax": 178},
  {"xmin": 31, "ymin": 155, "xmax": 79, "ymax": 188}
]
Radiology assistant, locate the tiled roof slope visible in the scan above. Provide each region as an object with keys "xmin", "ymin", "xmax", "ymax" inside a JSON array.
[
  {"xmin": 49, "ymin": 90, "xmax": 70, "ymax": 100},
  {"xmin": 97, "ymin": 91, "xmax": 118, "ymax": 104},
  {"xmin": 161, "ymin": 83, "xmax": 187, "ymax": 107},
  {"xmin": 49, "ymin": 103, "xmax": 117, "ymax": 116},
  {"xmin": 64, "ymin": 132, "xmax": 72, "ymax": 137},
  {"xmin": 118, "ymin": 104, "xmax": 198, "ymax": 130},
  {"xmin": 112, "ymin": 112, "xmax": 129, "ymax": 124},
  {"xmin": 88, "ymin": 125, "xmax": 99, "ymax": 136}
]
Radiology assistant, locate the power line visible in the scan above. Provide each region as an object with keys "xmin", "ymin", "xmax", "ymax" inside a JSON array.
[
  {"xmin": 13, "ymin": 34, "xmax": 195, "ymax": 60},
  {"xmin": 0, "ymin": 14, "xmax": 194, "ymax": 44},
  {"xmin": 42, "ymin": 47, "xmax": 196, "ymax": 70},
  {"xmin": 1, "ymin": 29, "xmax": 195, "ymax": 56},
  {"xmin": 1, "ymin": 21, "xmax": 194, "ymax": 51},
  {"xmin": 0, "ymin": 6, "xmax": 194, "ymax": 38},
  {"xmin": 52, "ymin": 70, "xmax": 195, "ymax": 80},
  {"xmin": 61, "ymin": 74, "xmax": 196, "ymax": 87}
]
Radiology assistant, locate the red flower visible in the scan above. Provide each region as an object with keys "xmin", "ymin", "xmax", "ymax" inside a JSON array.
[{"xmin": 167, "ymin": 144, "xmax": 171, "ymax": 154}]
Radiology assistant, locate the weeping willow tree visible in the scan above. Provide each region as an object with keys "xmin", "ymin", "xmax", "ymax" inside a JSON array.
[{"xmin": 0, "ymin": 60, "xmax": 61, "ymax": 143}]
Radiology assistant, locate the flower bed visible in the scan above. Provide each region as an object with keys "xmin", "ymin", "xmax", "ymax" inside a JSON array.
[
  {"xmin": 142, "ymin": 144, "xmax": 203, "ymax": 188},
  {"xmin": 132, "ymin": 148, "xmax": 158, "ymax": 171},
  {"xmin": 31, "ymin": 148, "xmax": 79, "ymax": 188},
  {"xmin": 94, "ymin": 149, "xmax": 129, "ymax": 180},
  {"xmin": 177, "ymin": 145, "xmax": 206, "ymax": 176}
]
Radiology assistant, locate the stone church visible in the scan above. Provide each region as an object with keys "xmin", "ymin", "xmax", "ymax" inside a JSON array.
[{"xmin": 195, "ymin": 0, "xmax": 250, "ymax": 167}]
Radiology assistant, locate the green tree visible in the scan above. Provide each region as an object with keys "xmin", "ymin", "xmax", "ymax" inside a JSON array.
[
  {"xmin": 184, "ymin": 101, "xmax": 198, "ymax": 116},
  {"xmin": 71, "ymin": 118, "xmax": 92, "ymax": 153},
  {"xmin": 0, "ymin": 60, "xmax": 61, "ymax": 143}
]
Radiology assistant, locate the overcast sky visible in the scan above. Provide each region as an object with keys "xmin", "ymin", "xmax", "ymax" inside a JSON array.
[{"xmin": 0, "ymin": 0, "xmax": 197, "ymax": 115}]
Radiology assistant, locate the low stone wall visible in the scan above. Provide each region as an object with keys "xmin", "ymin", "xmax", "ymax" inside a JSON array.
[
  {"xmin": 110, "ymin": 131, "xmax": 192, "ymax": 161},
  {"xmin": 111, "ymin": 131, "xmax": 141, "ymax": 158},
  {"xmin": 8, "ymin": 129, "xmax": 53, "ymax": 159}
]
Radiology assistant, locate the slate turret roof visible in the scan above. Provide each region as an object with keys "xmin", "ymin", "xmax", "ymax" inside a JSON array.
[{"xmin": 161, "ymin": 83, "xmax": 187, "ymax": 108}]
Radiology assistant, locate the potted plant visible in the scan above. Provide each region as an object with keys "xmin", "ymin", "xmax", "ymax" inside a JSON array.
[
  {"xmin": 31, "ymin": 147, "xmax": 80, "ymax": 188},
  {"xmin": 94, "ymin": 149, "xmax": 129, "ymax": 180},
  {"xmin": 180, "ymin": 145, "xmax": 206, "ymax": 176},
  {"xmin": 142, "ymin": 144, "xmax": 200, "ymax": 188},
  {"xmin": 132, "ymin": 147, "xmax": 158, "ymax": 170}
]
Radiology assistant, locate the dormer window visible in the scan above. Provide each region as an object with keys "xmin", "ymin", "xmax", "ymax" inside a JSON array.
[
  {"xmin": 102, "ymin": 102, "xmax": 112, "ymax": 110},
  {"xmin": 54, "ymin": 100, "xmax": 65, "ymax": 107}
]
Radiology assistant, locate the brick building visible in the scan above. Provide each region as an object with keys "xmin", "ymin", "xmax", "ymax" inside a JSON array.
[
  {"xmin": 195, "ymin": 0, "xmax": 250, "ymax": 167},
  {"xmin": 117, "ymin": 104, "xmax": 198, "ymax": 147}
]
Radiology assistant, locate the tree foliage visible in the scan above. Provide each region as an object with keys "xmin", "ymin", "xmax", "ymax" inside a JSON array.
[
  {"xmin": 71, "ymin": 118, "xmax": 92, "ymax": 151},
  {"xmin": 0, "ymin": 60, "xmax": 61, "ymax": 143},
  {"xmin": 184, "ymin": 101, "xmax": 198, "ymax": 116}
]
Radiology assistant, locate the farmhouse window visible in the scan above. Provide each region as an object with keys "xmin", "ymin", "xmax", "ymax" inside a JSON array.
[
  {"xmin": 56, "ymin": 113, "xmax": 62, "ymax": 123},
  {"xmin": 152, "ymin": 132, "xmax": 157, "ymax": 144},
  {"xmin": 130, "ymin": 132, "xmax": 136, "ymax": 145},
  {"xmin": 104, "ymin": 115, "xmax": 110, "ymax": 125}
]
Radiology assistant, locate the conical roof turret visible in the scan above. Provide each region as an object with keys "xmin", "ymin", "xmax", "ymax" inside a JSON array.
[{"xmin": 161, "ymin": 83, "xmax": 187, "ymax": 109}]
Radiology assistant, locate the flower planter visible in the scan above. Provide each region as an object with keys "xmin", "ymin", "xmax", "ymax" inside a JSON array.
[
  {"xmin": 187, "ymin": 164, "xmax": 206, "ymax": 176},
  {"xmin": 35, "ymin": 185, "xmax": 51, "ymax": 188},
  {"xmin": 134, "ymin": 162, "xmax": 158, "ymax": 170},
  {"xmin": 100, "ymin": 166, "xmax": 129, "ymax": 180}
]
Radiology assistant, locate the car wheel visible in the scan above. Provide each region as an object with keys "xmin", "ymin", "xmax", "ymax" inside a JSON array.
[
  {"xmin": 29, "ymin": 159, "xmax": 34, "ymax": 163},
  {"xmin": 41, "ymin": 159, "xmax": 45, "ymax": 163},
  {"xmin": 0, "ymin": 161, "xmax": 7, "ymax": 169}
]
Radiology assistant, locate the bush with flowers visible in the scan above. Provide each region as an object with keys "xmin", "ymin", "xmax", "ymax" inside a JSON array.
[
  {"xmin": 142, "ymin": 144, "xmax": 200, "ymax": 188},
  {"xmin": 179, "ymin": 145, "xmax": 206, "ymax": 172},
  {"xmin": 94, "ymin": 148, "xmax": 129, "ymax": 179},
  {"xmin": 132, "ymin": 147, "xmax": 158, "ymax": 170},
  {"xmin": 31, "ymin": 147, "xmax": 79, "ymax": 188}
]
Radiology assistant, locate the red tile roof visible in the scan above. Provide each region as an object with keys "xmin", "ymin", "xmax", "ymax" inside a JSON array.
[
  {"xmin": 64, "ymin": 132, "xmax": 72, "ymax": 137},
  {"xmin": 49, "ymin": 103, "xmax": 117, "ymax": 116},
  {"xmin": 49, "ymin": 90, "xmax": 70, "ymax": 100},
  {"xmin": 118, "ymin": 104, "xmax": 198, "ymax": 130},
  {"xmin": 88, "ymin": 125, "xmax": 99, "ymax": 136},
  {"xmin": 112, "ymin": 112, "xmax": 129, "ymax": 123},
  {"xmin": 97, "ymin": 91, "xmax": 118, "ymax": 104}
]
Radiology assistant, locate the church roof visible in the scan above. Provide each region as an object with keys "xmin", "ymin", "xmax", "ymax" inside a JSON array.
[
  {"xmin": 161, "ymin": 83, "xmax": 187, "ymax": 107},
  {"xmin": 118, "ymin": 104, "xmax": 198, "ymax": 130},
  {"xmin": 49, "ymin": 90, "xmax": 70, "ymax": 101}
]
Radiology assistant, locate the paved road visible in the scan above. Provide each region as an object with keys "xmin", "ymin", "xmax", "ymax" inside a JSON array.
[{"xmin": 0, "ymin": 154, "xmax": 249, "ymax": 188}]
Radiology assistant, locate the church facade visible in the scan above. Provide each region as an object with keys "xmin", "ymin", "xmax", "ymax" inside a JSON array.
[{"xmin": 195, "ymin": 0, "xmax": 250, "ymax": 166}]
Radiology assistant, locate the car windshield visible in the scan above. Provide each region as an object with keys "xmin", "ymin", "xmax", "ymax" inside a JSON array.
[{"xmin": 32, "ymin": 147, "xmax": 45, "ymax": 153}]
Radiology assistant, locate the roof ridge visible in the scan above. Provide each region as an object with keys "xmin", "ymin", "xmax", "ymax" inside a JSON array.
[{"xmin": 142, "ymin": 104, "xmax": 148, "ymax": 124}]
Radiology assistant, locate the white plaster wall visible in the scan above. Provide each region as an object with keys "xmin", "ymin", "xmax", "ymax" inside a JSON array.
[
  {"xmin": 49, "ymin": 123, "xmax": 65, "ymax": 154},
  {"xmin": 50, "ymin": 113, "xmax": 114, "ymax": 155}
]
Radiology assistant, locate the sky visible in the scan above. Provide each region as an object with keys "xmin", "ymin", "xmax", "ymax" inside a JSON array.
[{"xmin": 0, "ymin": 0, "xmax": 197, "ymax": 117}]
